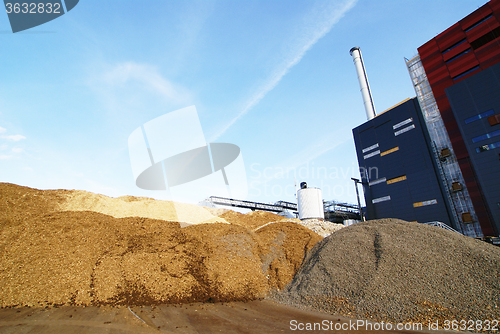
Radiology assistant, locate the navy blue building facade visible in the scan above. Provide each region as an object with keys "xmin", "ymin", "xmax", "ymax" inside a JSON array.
[
  {"xmin": 446, "ymin": 62, "xmax": 500, "ymax": 235},
  {"xmin": 352, "ymin": 98, "xmax": 454, "ymax": 227}
]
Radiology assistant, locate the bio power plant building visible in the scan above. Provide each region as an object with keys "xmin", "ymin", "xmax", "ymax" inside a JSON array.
[
  {"xmin": 352, "ymin": 98, "xmax": 454, "ymax": 229},
  {"xmin": 409, "ymin": 0, "xmax": 500, "ymax": 236},
  {"xmin": 352, "ymin": 0, "xmax": 500, "ymax": 237}
]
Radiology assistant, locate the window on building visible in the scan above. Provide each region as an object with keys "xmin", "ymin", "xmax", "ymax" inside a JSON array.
[
  {"xmin": 472, "ymin": 129, "xmax": 500, "ymax": 143},
  {"xmin": 386, "ymin": 175, "xmax": 406, "ymax": 185},
  {"xmin": 464, "ymin": 14, "xmax": 493, "ymax": 32},
  {"xmin": 470, "ymin": 26, "xmax": 500, "ymax": 50},
  {"xmin": 465, "ymin": 109, "xmax": 494, "ymax": 124},
  {"xmin": 488, "ymin": 114, "xmax": 500, "ymax": 126},
  {"xmin": 453, "ymin": 66, "xmax": 480, "ymax": 80},
  {"xmin": 368, "ymin": 177, "xmax": 386, "ymax": 186},
  {"xmin": 476, "ymin": 141, "xmax": 500, "ymax": 153},
  {"xmin": 413, "ymin": 199, "xmax": 437, "ymax": 207},
  {"xmin": 380, "ymin": 146, "xmax": 399, "ymax": 156},
  {"xmin": 440, "ymin": 148, "xmax": 451, "ymax": 159},
  {"xmin": 451, "ymin": 182, "xmax": 463, "ymax": 192},
  {"xmin": 462, "ymin": 212, "xmax": 473, "ymax": 223},
  {"xmin": 442, "ymin": 39, "xmax": 466, "ymax": 54},
  {"xmin": 445, "ymin": 49, "xmax": 471, "ymax": 64}
]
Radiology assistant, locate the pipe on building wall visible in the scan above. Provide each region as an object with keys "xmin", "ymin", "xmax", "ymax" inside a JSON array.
[{"xmin": 350, "ymin": 47, "xmax": 376, "ymax": 120}]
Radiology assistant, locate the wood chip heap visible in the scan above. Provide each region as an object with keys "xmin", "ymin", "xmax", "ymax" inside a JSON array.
[{"xmin": 0, "ymin": 183, "xmax": 321, "ymax": 307}]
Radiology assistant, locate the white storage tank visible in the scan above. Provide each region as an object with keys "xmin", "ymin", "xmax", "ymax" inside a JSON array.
[{"xmin": 297, "ymin": 182, "xmax": 324, "ymax": 220}]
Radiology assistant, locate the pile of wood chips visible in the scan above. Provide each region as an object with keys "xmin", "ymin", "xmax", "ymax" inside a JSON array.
[{"xmin": 0, "ymin": 183, "xmax": 321, "ymax": 307}]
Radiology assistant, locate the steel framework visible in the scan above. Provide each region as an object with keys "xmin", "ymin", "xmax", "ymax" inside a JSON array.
[
  {"xmin": 406, "ymin": 55, "xmax": 483, "ymax": 237},
  {"xmin": 203, "ymin": 196, "xmax": 361, "ymax": 222}
]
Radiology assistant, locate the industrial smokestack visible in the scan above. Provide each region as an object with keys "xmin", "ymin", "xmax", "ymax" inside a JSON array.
[{"xmin": 350, "ymin": 47, "xmax": 376, "ymax": 120}]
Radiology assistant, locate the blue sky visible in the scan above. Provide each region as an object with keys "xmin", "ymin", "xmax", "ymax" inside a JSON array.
[{"xmin": 0, "ymin": 0, "xmax": 489, "ymax": 207}]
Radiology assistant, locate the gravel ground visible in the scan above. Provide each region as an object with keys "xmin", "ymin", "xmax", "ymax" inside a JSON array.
[{"xmin": 270, "ymin": 219, "xmax": 500, "ymax": 328}]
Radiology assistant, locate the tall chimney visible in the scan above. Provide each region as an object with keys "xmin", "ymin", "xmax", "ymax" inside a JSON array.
[{"xmin": 350, "ymin": 47, "xmax": 376, "ymax": 120}]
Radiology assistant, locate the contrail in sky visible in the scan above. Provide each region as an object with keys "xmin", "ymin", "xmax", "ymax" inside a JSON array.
[{"xmin": 211, "ymin": 0, "xmax": 358, "ymax": 141}]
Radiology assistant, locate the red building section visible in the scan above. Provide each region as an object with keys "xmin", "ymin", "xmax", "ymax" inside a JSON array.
[{"xmin": 418, "ymin": 0, "xmax": 500, "ymax": 236}]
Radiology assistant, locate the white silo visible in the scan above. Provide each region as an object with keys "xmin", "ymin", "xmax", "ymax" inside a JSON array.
[{"xmin": 297, "ymin": 182, "xmax": 324, "ymax": 220}]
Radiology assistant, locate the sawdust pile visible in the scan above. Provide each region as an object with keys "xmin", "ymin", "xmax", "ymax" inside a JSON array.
[
  {"xmin": 0, "ymin": 183, "xmax": 321, "ymax": 307},
  {"xmin": 272, "ymin": 219, "xmax": 500, "ymax": 326},
  {"xmin": 296, "ymin": 218, "xmax": 345, "ymax": 237},
  {"xmin": 58, "ymin": 190, "xmax": 230, "ymax": 226},
  {"xmin": 256, "ymin": 222, "xmax": 322, "ymax": 290}
]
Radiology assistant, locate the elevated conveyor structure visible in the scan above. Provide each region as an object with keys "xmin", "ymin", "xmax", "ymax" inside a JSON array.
[{"xmin": 203, "ymin": 196, "xmax": 361, "ymax": 223}]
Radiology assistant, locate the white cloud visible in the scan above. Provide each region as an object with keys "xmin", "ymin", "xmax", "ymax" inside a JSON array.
[
  {"xmin": 211, "ymin": 0, "xmax": 358, "ymax": 140},
  {"xmin": 0, "ymin": 126, "xmax": 6, "ymax": 134},
  {"xmin": 0, "ymin": 154, "xmax": 13, "ymax": 160},
  {"xmin": 11, "ymin": 147, "xmax": 24, "ymax": 153},
  {"xmin": 1, "ymin": 134, "xmax": 26, "ymax": 142}
]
